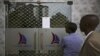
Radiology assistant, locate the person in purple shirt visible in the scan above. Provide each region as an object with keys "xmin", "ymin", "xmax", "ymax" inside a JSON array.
[{"xmin": 61, "ymin": 22, "xmax": 84, "ymax": 56}]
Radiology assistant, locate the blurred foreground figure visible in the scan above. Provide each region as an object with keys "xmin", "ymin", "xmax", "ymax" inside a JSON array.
[{"xmin": 79, "ymin": 14, "xmax": 100, "ymax": 56}]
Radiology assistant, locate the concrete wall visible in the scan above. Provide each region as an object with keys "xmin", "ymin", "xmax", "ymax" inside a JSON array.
[{"xmin": 0, "ymin": 0, "xmax": 5, "ymax": 56}]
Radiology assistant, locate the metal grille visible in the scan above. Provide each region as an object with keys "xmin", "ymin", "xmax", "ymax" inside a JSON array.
[
  {"xmin": 6, "ymin": 2, "xmax": 69, "ymax": 28},
  {"xmin": 19, "ymin": 50, "xmax": 63, "ymax": 56},
  {"xmin": 5, "ymin": 2, "xmax": 70, "ymax": 56},
  {"xmin": 8, "ymin": 3, "xmax": 48, "ymax": 28},
  {"xmin": 6, "ymin": 50, "xmax": 63, "ymax": 56},
  {"xmin": 51, "ymin": 12, "xmax": 68, "ymax": 28}
]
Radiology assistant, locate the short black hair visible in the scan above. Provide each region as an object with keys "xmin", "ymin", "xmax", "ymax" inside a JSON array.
[
  {"xmin": 81, "ymin": 14, "xmax": 99, "ymax": 28},
  {"xmin": 80, "ymin": 14, "xmax": 99, "ymax": 32},
  {"xmin": 65, "ymin": 22, "xmax": 77, "ymax": 33}
]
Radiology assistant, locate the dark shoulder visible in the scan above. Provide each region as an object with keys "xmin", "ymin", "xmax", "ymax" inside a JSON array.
[
  {"xmin": 88, "ymin": 32, "xmax": 100, "ymax": 44},
  {"xmin": 91, "ymin": 32, "xmax": 100, "ymax": 38},
  {"xmin": 88, "ymin": 32, "xmax": 100, "ymax": 51}
]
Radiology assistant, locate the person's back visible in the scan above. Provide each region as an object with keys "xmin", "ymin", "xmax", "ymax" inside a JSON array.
[
  {"xmin": 61, "ymin": 22, "xmax": 84, "ymax": 56},
  {"xmin": 80, "ymin": 32, "xmax": 100, "ymax": 56},
  {"xmin": 63, "ymin": 33, "xmax": 84, "ymax": 56},
  {"xmin": 88, "ymin": 32, "xmax": 100, "ymax": 56}
]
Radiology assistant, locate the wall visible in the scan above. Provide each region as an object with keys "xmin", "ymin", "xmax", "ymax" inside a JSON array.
[
  {"xmin": 72, "ymin": 0, "xmax": 100, "ymax": 25},
  {"xmin": 0, "ymin": 0, "xmax": 100, "ymax": 56},
  {"xmin": 0, "ymin": 0, "xmax": 5, "ymax": 56},
  {"xmin": 72, "ymin": 0, "xmax": 100, "ymax": 34},
  {"xmin": 72, "ymin": 0, "xmax": 100, "ymax": 35}
]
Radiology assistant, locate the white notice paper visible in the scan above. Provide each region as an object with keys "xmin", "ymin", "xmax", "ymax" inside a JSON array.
[{"xmin": 42, "ymin": 17, "xmax": 50, "ymax": 28}]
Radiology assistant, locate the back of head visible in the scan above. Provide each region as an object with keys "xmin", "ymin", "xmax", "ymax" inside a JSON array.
[
  {"xmin": 80, "ymin": 14, "xmax": 99, "ymax": 34},
  {"xmin": 65, "ymin": 22, "xmax": 77, "ymax": 34}
]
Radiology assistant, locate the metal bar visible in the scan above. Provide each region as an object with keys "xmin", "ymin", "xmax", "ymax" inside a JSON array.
[{"xmin": 9, "ymin": 2, "xmax": 69, "ymax": 3}]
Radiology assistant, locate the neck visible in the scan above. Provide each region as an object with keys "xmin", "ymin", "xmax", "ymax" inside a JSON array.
[
  {"xmin": 68, "ymin": 32, "xmax": 75, "ymax": 34},
  {"xmin": 85, "ymin": 29, "xmax": 93, "ymax": 35}
]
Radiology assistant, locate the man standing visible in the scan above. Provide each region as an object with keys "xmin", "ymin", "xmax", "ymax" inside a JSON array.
[
  {"xmin": 79, "ymin": 14, "xmax": 100, "ymax": 56},
  {"xmin": 61, "ymin": 22, "xmax": 84, "ymax": 56}
]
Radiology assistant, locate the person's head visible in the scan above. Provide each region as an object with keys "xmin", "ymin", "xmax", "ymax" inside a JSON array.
[
  {"xmin": 65, "ymin": 22, "xmax": 77, "ymax": 34},
  {"xmin": 80, "ymin": 14, "xmax": 99, "ymax": 35}
]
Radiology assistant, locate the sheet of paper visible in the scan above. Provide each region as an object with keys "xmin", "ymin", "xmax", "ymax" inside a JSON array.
[{"xmin": 42, "ymin": 17, "xmax": 50, "ymax": 28}]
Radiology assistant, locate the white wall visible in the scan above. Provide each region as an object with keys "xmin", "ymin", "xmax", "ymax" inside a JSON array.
[{"xmin": 72, "ymin": 0, "xmax": 100, "ymax": 34}]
